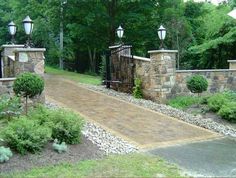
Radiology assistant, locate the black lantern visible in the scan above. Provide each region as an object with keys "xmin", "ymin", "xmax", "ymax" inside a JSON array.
[
  {"xmin": 8, "ymin": 21, "xmax": 17, "ymax": 44},
  {"xmin": 22, "ymin": 16, "xmax": 34, "ymax": 47},
  {"xmin": 157, "ymin": 25, "xmax": 166, "ymax": 49},
  {"xmin": 116, "ymin": 25, "xmax": 124, "ymax": 43}
]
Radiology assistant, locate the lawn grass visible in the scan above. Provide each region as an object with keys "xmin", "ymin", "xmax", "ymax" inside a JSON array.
[
  {"xmin": 45, "ymin": 66, "xmax": 102, "ymax": 85},
  {"xmin": 1, "ymin": 154, "xmax": 182, "ymax": 177},
  {"xmin": 168, "ymin": 96, "xmax": 202, "ymax": 109}
]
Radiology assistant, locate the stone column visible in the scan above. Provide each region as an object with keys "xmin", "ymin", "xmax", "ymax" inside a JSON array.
[
  {"xmin": 0, "ymin": 45, "xmax": 24, "ymax": 77},
  {"xmin": 14, "ymin": 48, "xmax": 46, "ymax": 104},
  {"xmin": 147, "ymin": 50, "xmax": 178, "ymax": 103},
  {"xmin": 14, "ymin": 48, "xmax": 46, "ymax": 77},
  {"xmin": 228, "ymin": 60, "xmax": 236, "ymax": 69}
]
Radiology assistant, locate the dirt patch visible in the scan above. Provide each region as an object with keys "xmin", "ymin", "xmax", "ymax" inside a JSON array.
[{"xmin": 0, "ymin": 136, "xmax": 104, "ymax": 174}]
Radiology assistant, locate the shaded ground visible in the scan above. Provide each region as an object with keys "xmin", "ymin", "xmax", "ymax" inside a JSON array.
[
  {"xmin": 0, "ymin": 136, "xmax": 104, "ymax": 174},
  {"xmin": 149, "ymin": 137, "xmax": 236, "ymax": 177},
  {"xmin": 185, "ymin": 105, "xmax": 236, "ymax": 129},
  {"xmin": 45, "ymin": 74, "xmax": 219, "ymax": 149}
]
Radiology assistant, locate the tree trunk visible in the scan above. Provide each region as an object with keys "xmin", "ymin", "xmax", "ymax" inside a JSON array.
[{"xmin": 88, "ymin": 47, "xmax": 97, "ymax": 73}]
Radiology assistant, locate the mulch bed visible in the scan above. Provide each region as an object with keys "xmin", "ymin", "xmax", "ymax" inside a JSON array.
[{"xmin": 0, "ymin": 136, "xmax": 104, "ymax": 174}]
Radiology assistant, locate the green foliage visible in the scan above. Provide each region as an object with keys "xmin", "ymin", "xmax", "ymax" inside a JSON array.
[
  {"xmin": 52, "ymin": 139, "xmax": 68, "ymax": 153},
  {"xmin": 99, "ymin": 55, "xmax": 106, "ymax": 80},
  {"xmin": 218, "ymin": 102, "xmax": 236, "ymax": 122},
  {"xmin": 133, "ymin": 78, "xmax": 143, "ymax": 99},
  {"xmin": 0, "ymin": 95, "xmax": 22, "ymax": 120},
  {"xmin": 13, "ymin": 72, "xmax": 44, "ymax": 98},
  {"xmin": 48, "ymin": 109, "xmax": 84, "ymax": 144},
  {"xmin": 0, "ymin": 146, "xmax": 13, "ymax": 163},
  {"xmin": 168, "ymin": 96, "xmax": 201, "ymax": 109},
  {"xmin": 186, "ymin": 75, "xmax": 208, "ymax": 94},
  {"xmin": 207, "ymin": 93, "xmax": 229, "ymax": 112},
  {"xmin": 28, "ymin": 105, "xmax": 84, "ymax": 144},
  {"xmin": 3, "ymin": 118, "xmax": 51, "ymax": 155}
]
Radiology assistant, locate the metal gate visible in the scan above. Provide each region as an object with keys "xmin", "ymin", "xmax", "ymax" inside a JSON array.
[{"xmin": 105, "ymin": 45, "xmax": 134, "ymax": 93}]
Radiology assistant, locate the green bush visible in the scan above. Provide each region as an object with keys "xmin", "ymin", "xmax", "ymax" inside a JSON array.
[
  {"xmin": 218, "ymin": 102, "xmax": 236, "ymax": 122},
  {"xmin": 3, "ymin": 118, "xmax": 51, "ymax": 154},
  {"xmin": 207, "ymin": 93, "xmax": 229, "ymax": 112},
  {"xmin": 0, "ymin": 146, "xmax": 13, "ymax": 163},
  {"xmin": 168, "ymin": 96, "xmax": 201, "ymax": 109},
  {"xmin": 48, "ymin": 109, "xmax": 84, "ymax": 144},
  {"xmin": 0, "ymin": 95, "xmax": 22, "ymax": 120},
  {"xmin": 133, "ymin": 78, "xmax": 143, "ymax": 99},
  {"xmin": 28, "ymin": 105, "xmax": 52, "ymax": 125},
  {"xmin": 186, "ymin": 75, "xmax": 208, "ymax": 95},
  {"xmin": 13, "ymin": 72, "xmax": 44, "ymax": 114}
]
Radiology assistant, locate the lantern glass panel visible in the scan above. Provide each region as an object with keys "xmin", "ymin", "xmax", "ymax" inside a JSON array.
[{"xmin": 24, "ymin": 23, "xmax": 32, "ymax": 35}]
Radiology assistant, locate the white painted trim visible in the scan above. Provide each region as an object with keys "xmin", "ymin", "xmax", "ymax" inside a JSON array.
[
  {"xmin": 121, "ymin": 55, "xmax": 151, "ymax": 62},
  {"xmin": 228, "ymin": 60, "xmax": 236, "ymax": 63}
]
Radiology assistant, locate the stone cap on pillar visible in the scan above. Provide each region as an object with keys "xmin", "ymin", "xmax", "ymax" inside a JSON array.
[
  {"xmin": 228, "ymin": 60, "xmax": 236, "ymax": 69},
  {"xmin": 148, "ymin": 49, "xmax": 178, "ymax": 54},
  {"xmin": 14, "ymin": 48, "xmax": 46, "ymax": 52},
  {"xmin": 1, "ymin": 44, "xmax": 25, "ymax": 48}
]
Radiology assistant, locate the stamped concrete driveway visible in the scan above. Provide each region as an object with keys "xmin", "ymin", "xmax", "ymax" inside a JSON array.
[{"xmin": 45, "ymin": 74, "xmax": 219, "ymax": 149}]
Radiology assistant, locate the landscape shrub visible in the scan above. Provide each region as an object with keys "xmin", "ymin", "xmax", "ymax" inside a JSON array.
[
  {"xmin": 207, "ymin": 93, "xmax": 229, "ymax": 112},
  {"xmin": 49, "ymin": 109, "xmax": 84, "ymax": 144},
  {"xmin": 13, "ymin": 72, "xmax": 44, "ymax": 114},
  {"xmin": 3, "ymin": 118, "xmax": 51, "ymax": 154},
  {"xmin": 218, "ymin": 102, "xmax": 236, "ymax": 122},
  {"xmin": 0, "ymin": 95, "xmax": 22, "ymax": 120},
  {"xmin": 133, "ymin": 78, "xmax": 143, "ymax": 99},
  {"xmin": 28, "ymin": 105, "xmax": 52, "ymax": 125},
  {"xmin": 168, "ymin": 96, "xmax": 201, "ymax": 109},
  {"xmin": 0, "ymin": 146, "xmax": 13, "ymax": 163},
  {"xmin": 186, "ymin": 75, "xmax": 208, "ymax": 95}
]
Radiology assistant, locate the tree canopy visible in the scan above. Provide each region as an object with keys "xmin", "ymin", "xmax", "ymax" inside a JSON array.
[{"xmin": 0, "ymin": 0, "xmax": 235, "ymax": 72}]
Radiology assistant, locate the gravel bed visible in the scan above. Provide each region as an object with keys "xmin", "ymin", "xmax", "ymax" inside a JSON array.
[
  {"xmin": 45, "ymin": 101, "xmax": 138, "ymax": 155},
  {"xmin": 82, "ymin": 84, "xmax": 236, "ymax": 138}
]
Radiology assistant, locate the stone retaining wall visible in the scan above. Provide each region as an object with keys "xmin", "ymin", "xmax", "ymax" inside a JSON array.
[
  {"xmin": 0, "ymin": 78, "xmax": 15, "ymax": 95},
  {"xmin": 109, "ymin": 46, "xmax": 236, "ymax": 103},
  {"xmin": 173, "ymin": 69, "xmax": 236, "ymax": 95}
]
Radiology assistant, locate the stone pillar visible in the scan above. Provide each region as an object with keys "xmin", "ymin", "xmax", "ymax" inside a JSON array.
[
  {"xmin": 14, "ymin": 48, "xmax": 46, "ymax": 77},
  {"xmin": 147, "ymin": 50, "xmax": 178, "ymax": 103},
  {"xmin": 14, "ymin": 48, "xmax": 46, "ymax": 104},
  {"xmin": 0, "ymin": 45, "xmax": 24, "ymax": 77},
  {"xmin": 228, "ymin": 60, "xmax": 236, "ymax": 69}
]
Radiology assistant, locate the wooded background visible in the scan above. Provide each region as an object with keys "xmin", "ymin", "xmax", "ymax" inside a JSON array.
[{"xmin": 0, "ymin": 0, "xmax": 236, "ymax": 73}]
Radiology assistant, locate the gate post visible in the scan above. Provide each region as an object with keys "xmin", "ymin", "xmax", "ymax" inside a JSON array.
[
  {"xmin": 148, "ymin": 49, "xmax": 178, "ymax": 103},
  {"xmin": 106, "ymin": 50, "xmax": 111, "ymax": 88}
]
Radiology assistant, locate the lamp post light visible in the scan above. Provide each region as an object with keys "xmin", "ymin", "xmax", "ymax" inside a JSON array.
[
  {"xmin": 59, "ymin": 0, "xmax": 67, "ymax": 69},
  {"xmin": 8, "ymin": 21, "xmax": 17, "ymax": 44},
  {"xmin": 22, "ymin": 16, "xmax": 34, "ymax": 48},
  {"xmin": 116, "ymin": 25, "xmax": 124, "ymax": 44},
  {"xmin": 157, "ymin": 25, "xmax": 166, "ymax": 50}
]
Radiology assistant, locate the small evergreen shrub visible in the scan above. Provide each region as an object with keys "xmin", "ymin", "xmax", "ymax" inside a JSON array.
[
  {"xmin": 28, "ymin": 104, "xmax": 52, "ymax": 125},
  {"xmin": 207, "ymin": 93, "xmax": 229, "ymax": 112},
  {"xmin": 47, "ymin": 109, "xmax": 84, "ymax": 144},
  {"xmin": 186, "ymin": 75, "xmax": 208, "ymax": 95},
  {"xmin": 52, "ymin": 139, "xmax": 68, "ymax": 153},
  {"xmin": 13, "ymin": 72, "xmax": 44, "ymax": 114},
  {"xmin": 3, "ymin": 118, "xmax": 51, "ymax": 154},
  {"xmin": 0, "ymin": 146, "xmax": 13, "ymax": 163},
  {"xmin": 133, "ymin": 78, "xmax": 143, "ymax": 99},
  {"xmin": 218, "ymin": 102, "xmax": 236, "ymax": 122},
  {"xmin": 0, "ymin": 95, "xmax": 22, "ymax": 120}
]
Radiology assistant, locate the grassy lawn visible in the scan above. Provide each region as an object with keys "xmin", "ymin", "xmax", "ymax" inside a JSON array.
[
  {"xmin": 45, "ymin": 66, "xmax": 102, "ymax": 85},
  {"xmin": 167, "ymin": 96, "xmax": 202, "ymax": 109},
  {"xmin": 1, "ymin": 154, "xmax": 182, "ymax": 177}
]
